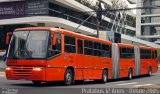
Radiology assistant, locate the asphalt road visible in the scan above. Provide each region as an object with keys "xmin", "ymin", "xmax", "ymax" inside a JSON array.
[{"xmin": 0, "ymin": 71, "xmax": 160, "ymax": 94}]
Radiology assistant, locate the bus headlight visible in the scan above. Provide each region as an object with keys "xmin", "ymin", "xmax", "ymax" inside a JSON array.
[
  {"xmin": 33, "ymin": 67, "xmax": 43, "ymax": 71},
  {"xmin": 6, "ymin": 67, "xmax": 11, "ymax": 70}
]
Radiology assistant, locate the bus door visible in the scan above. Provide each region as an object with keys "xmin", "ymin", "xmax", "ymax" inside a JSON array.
[
  {"xmin": 76, "ymin": 39, "xmax": 84, "ymax": 80},
  {"xmin": 151, "ymin": 50, "xmax": 158, "ymax": 73},
  {"xmin": 119, "ymin": 47, "xmax": 135, "ymax": 77},
  {"xmin": 140, "ymin": 49, "xmax": 151, "ymax": 74},
  {"xmin": 83, "ymin": 40, "xmax": 94, "ymax": 80}
]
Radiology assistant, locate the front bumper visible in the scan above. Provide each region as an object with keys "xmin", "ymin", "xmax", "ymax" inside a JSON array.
[{"xmin": 5, "ymin": 66, "xmax": 46, "ymax": 81}]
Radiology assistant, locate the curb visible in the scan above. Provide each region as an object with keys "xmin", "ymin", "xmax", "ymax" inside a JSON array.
[
  {"xmin": 0, "ymin": 71, "xmax": 5, "ymax": 77},
  {"xmin": 0, "ymin": 68, "xmax": 5, "ymax": 72},
  {"xmin": 0, "ymin": 72, "xmax": 5, "ymax": 74}
]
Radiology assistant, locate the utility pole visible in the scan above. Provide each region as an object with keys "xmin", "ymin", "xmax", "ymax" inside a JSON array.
[
  {"xmin": 96, "ymin": 0, "xmax": 102, "ymax": 38},
  {"xmin": 96, "ymin": 17, "xmax": 100, "ymax": 38}
]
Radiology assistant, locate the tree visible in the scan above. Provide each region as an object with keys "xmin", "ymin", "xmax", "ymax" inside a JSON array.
[{"xmin": 111, "ymin": 0, "xmax": 128, "ymax": 9}]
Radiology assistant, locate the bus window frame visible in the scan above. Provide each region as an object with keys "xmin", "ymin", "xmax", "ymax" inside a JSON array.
[
  {"xmin": 120, "ymin": 47, "xmax": 134, "ymax": 59},
  {"xmin": 64, "ymin": 35, "xmax": 76, "ymax": 54},
  {"xmin": 93, "ymin": 42, "xmax": 102, "ymax": 57},
  {"xmin": 77, "ymin": 39, "xmax": 84, "ymax": 55},
  {"xmin": 152, "ymin": 50, "xmax": 158, "ymax": 59},
  {"xmin": 140, "ymin": 49, "xmax": 152, "ymax": 59},
  {"xmin": 47, "ymin": 31, "xmax": 62, "ymax": 60},
  {"xmin": 101, "ymin": 43, "xmax": 112, "ymax": 58},
  {"xmin": 84, "ymin": 40, "xmax": 93, "ymax": 56}
]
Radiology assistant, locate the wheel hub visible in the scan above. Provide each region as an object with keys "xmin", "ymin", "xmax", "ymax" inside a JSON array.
[
  {"xmin": 66, "ymin": 73, "xmax": 71, "ymax": 81},
  {"xmin": 103, "ymin": 75, "xmax": 107, "ymax": 81}
]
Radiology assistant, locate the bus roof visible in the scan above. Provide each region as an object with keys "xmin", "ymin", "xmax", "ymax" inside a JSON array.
[
  {"xmin": 117, "ymin": 43, "xmax": 134, "ymax": 48},
  {"xmin": 15, "ymin": 27, "xmax": 112, "ymax": 45},
  {"xmin": 139, "ymin": 46, "xmax": 157, "ymax": 50},
  {"xmin": 15, "ymin": 27, "xmax": 158, "ymax": 48},
  {"xmin": 15, "ymin": 27, "xmax": 56, "ymax": 31},
  {"xmin": 58, "ymin": 29, "xmax": 112, "ymax": 45}
]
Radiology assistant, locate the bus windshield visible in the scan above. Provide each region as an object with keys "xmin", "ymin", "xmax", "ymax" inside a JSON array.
[{"xmin": 8, "ymin": 30, "xmax": 49, "ymax": 59}]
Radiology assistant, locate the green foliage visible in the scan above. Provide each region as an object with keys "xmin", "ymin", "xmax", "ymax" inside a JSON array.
[{"xmin": 158, "ymin": 48, "xmax": 160, "ymax": 58}]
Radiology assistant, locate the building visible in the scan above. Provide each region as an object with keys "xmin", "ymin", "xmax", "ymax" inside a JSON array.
[
  {"xmin": 0, "ymin": 0, "xmax": 159, "ymax": 50},
  {"xmin": 136, "ymin": 0, "xmax": 160, "ymax": 44}
]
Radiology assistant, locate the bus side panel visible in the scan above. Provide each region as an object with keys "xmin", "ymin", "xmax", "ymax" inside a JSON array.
[
  {"xmin": 46, "ymin": 55, "xmax": 65, "ymax": 81},
  {"xmin": 103, "ymin": 58, "xmax": 112, "ymax": 79},
  {"xmin": 46, "ymin": 67, "xmax": 65, "ymax": 81},
  {"xmin": 140, "ymin": 59, "xmax": 151, "ymax": 75},
  {"xmin": 151, "ymin": 59, "xmax": 158, "ymax": 73},
  {"xmin": 140, "ymin": 59, "xmax": 146, "ymax": 75},
  {"xmin": 93, "ymin": 57, "xmax": 103, "ymax": 80},
  {"xmin": 152, "ymin": 58, "xmax": 158, "ymax": 73},
  {"xmin": 119, "ymin": 59, "xmax": 135, "ymax": 78},
  {"xmin": 152, "ymin": 50, "xmax": 158, "ymax": 73},
  {"xmin": 46, "ymin": 54, "xmax": 74, "ymax": 81},
  {"xmin": 84, "ymin": 56, "xmax": 94, "ymax": 80},
  {"xmin": 75, "ymin": 54, "xmax": 84, "ymax": 80}
]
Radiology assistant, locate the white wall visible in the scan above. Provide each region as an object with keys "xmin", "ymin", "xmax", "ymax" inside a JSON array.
[{"xmin": 136, "ymin": 0, "xmax": 142, "ymax": 36}]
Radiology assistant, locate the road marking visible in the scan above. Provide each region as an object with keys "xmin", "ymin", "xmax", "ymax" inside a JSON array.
[
  {"xmin": 133, "ymin": 84, "xmax": 154, "ymax": 87},
  {"xmin": 110, "ymin": 81, "xmax": 125, "ymax": 84},
  {"xmin": 117, "ymin": 82, "xmax": 138, "ymax": 85},
  {"xmin": 0, "ymin": 72, "xmax": 5, "ymax": 77}
]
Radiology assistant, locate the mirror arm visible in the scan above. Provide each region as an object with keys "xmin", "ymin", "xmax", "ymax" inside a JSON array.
[{"xmin": 6, "ymin": 32, "xmax": 13, "ymax": 45}]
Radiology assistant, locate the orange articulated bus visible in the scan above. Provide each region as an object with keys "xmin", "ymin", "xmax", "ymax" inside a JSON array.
[{"xmin": 5, "ymin": 27, "xmax": 158, "ymax": 85}]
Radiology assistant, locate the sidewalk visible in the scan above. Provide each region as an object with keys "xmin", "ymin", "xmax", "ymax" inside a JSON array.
[
  {"xmin": 0, "ymin": 72, "xmax": 5, "ymax": 77},
  {"xmin": 0, "ymin": 72, "xmax": 5, "ymax": 74},
  {"xmin": 0, "ymin": 60, "xmax": 5, "ymax": 71}
]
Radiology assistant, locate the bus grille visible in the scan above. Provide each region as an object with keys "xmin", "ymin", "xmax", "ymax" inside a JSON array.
[{"xmin": 12, "ymin": 66, "xmax": 32, "ymax": 77}]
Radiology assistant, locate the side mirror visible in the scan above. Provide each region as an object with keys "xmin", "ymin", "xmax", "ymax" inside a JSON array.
[
  {"xmin": 51, "ymin": 32, "xmax": 57, "ymax": 45},
  {"xmin": 6, "ymin": 32, "xmax": 12, "ymax": 45}
]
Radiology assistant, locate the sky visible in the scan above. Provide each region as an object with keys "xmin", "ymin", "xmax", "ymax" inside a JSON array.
[{"xmin": 127, "ymin": 0, "xmax": 137, "ymax": 14}]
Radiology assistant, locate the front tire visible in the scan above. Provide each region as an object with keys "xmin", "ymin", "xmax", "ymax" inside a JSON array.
[
  {"xmin": 148, "ymin": 67, "xmax": 152, "ymax": 76},
  {"xmin": 128, "ymin": 69, "xmax": 132, "ymax": 80},
  {"xmin": 64, "ymin": 69, "xmax": 74, "ymax": 86},
  {"xmin": 101, "ymin": 70, "xmax": 108, "ymax": 83},
  {"xmin": 32, "ymin": 81, "xmax": 41, "ymax": 86}
]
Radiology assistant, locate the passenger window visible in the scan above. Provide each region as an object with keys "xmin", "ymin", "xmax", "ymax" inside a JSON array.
[
  {"xmin": 48, "ymin": 32, "xmax": 61, "ymax": 58},
  {"xmin": 152, "ymin": 50, "xmax": 157, "ymax": 59},
  {"xmin": 94, "ymin": 42, "xmax": 101, "ymax": 56},
  {"xmin": 84, "ymin": 40, "xmax": 93, "ymax": 55},
  {"xmin": 120, "ymin": 47, "xmax": 134, "ymax": 59},
  {"xmin": 101, "ymin": 44, "xmax": 111, "ymax": 58},
  {"xmin": 140, "ymin": 49, "xmax": 151, "ymax": 59},
  {"xmin": 78, "ymin": 39, "xmax": 83, "ymax": 54},
  {"xmin": 65, "ymin": 35, "xmax": 76, "ymax": 53},
  {"xmin": 155, "ymin": 51, "xmax": 157, "ymax": 59}
]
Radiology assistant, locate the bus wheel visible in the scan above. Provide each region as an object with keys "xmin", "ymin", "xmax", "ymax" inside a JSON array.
[
  {"xmin": 64, "ymin": 69, "xmax": 74, "ymax": 86},
  {"xmin": 32, "ymin": 81, "xmax": 41, "ymax": 86},
  {"xmin": 148, "ymin": 67, "xmax": 152, "ymax": 76},
  {"xmin": 128, "ymin": 69, "xmax": 132, "ymax": 80},
  {"xmin": 101, "ymin": 70, "xmax": 108, "ymax": 83}
]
